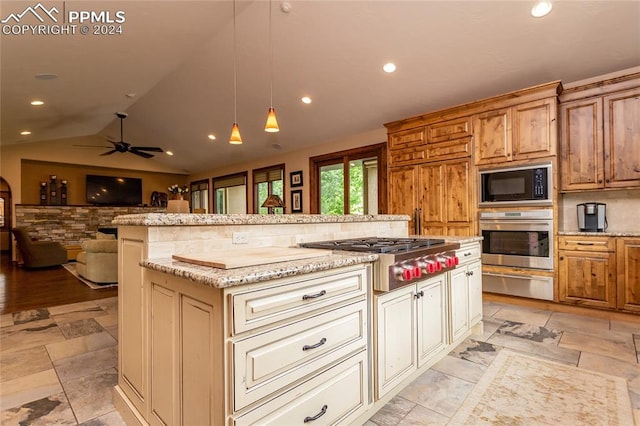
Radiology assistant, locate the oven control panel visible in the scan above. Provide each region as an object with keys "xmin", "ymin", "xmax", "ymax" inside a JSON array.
[{"xmin": 387, "ymin": 250, "xmax": 459, "ymax": 289}]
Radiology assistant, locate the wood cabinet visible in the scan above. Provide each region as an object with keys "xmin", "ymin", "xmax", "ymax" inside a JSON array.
[
  {"xmin": 388, "ymin": 159, "xmax": 474, "ymax": 236},
  {"xmin": 474, "ymin": 98, "xmax": 556, "ymax": 166},
  {"xmin": 617, "ymin": 238, "xmax": 640, "ymax": 312},
  {"xmin": 558, "ymin": 235, "xmax": 616, "ymax": 309},
  {"xmin": 560, "ymin": 84, "xmax": 640, "ymax": 191},
  {"xmin": 375, "ymin": 274, "xmax": 447, "ymax": 399}
]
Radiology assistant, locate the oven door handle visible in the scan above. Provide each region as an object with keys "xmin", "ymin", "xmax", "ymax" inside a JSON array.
[{"xmin": 483, "ymin": 272, "xmax": 544, "ymax": 280}]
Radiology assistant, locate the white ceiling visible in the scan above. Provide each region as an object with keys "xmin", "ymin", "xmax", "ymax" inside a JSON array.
[{"xmin": 2, "ymin": 1, "xmax": 639, "ymax": 174}]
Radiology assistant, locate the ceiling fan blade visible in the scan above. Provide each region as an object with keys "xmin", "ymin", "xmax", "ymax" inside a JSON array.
[
  {"xmin": 130, "ymin": 150, "xmax": 154, "ymax": 159},
  {"xmin": 132, "ymin": 146, "xmax": 163, "ymax": 152},
  {"xmin": 73, "ymin": 144, "xmax": 112, "ymax": 148},
  {"xmin": 100, "ymin": 150, "xmax": 117, "ymax": 156}
]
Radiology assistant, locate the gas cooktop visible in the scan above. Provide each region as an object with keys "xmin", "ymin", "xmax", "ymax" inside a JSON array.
[{"xmin": 300, "ymin": 237, "xmax": 446, "ymax": 254}]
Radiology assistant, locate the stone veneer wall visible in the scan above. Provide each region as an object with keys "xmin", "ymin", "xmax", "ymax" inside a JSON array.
[{"xmin": 15, "ymin": 205, "xmax": 165, "ymax": 246}]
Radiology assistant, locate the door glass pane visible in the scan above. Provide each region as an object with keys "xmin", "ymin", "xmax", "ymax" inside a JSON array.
[
  {"xmin": 320, "ymin": 163, "xmax": 344, "ymax": 214},
  {"xmin": 348, "ymin": 158, "xmax": 378, "ymax": 215},
  {"xmin": 272, "ymin": 179, "xmax": 284, "ymax": 215},
  {"xmin": 0, "ymin": 197, "xmax": 4, "ymax": 227},
  {"xmin": 257, "ymin": 182, "xmax": 269, "ymax": 214}
]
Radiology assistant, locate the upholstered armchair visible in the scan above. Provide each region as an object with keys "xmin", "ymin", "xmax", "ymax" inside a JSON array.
[
  {"xmin": 11, "ymin": 227, "xmax": 68, "ymax": 269},
  {"xmin": 76, "ymin": 232, "xmax": 118, "ymax": 284}
]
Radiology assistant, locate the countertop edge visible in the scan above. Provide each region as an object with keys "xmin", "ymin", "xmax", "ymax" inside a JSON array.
[
  {"xmin": 141, "ymin": 252, "xmax": 379, "ymax": 288},
  {"xmin": 558, "ymin": 231, "xmax": 640, "ymax": 237}
]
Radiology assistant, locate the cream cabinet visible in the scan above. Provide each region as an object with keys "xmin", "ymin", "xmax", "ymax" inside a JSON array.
[
  {"xmin": 374, "ymin": 274, "xmax": 447, "ymax": 399},
  {"xmin": 449, "ymin": 243, "xmax": 482, "ymax": 342},
  {"xmin": 474, "ymin": 98, "xmax": 557, "ymax": 166},
  {"xmin": 116, "ymin": 263, "xmax": 371, "ymax": 426}
]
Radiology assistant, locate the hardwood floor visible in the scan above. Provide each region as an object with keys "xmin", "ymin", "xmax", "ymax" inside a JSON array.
[{"xmin": 0, "ymin": 252, "xmax": 117, "ymax": 315}]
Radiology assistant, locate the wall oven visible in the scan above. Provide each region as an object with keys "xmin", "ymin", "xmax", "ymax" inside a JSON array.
[
  {"xmin": 479, "ymin": 163, "xmax": 552, "ymax": 207},
  {"xmin": 479, "ymin": 209, "xmax": 554, "ymax": 301}
]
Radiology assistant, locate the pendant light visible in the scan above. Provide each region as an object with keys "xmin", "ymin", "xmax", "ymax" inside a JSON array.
[
  {"xmin": 229, "ymin": 0, "xmax": 242, "ymax": 144},
  {"xmin": 264, "ymin": 0, "xmax": 280, "ymax": 132}
]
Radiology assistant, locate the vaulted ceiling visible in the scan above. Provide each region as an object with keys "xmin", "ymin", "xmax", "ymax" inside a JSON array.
[{"xmin": 2, "ymin": 1, "xmax": 639, "ymax": 174}]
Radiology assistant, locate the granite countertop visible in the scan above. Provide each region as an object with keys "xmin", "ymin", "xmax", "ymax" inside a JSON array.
[
  {"xmin": 113, "ymin": 213, "xmax": 410, "ymax": 226},
  {"xmin": 141, "ymin": 251, "xmax": 378, "ymax": 288},
  {"xmin": 441, "ymin": 236, "xmax": 484, "ymax": 244},
  {"xmin": 558, "ymin": 231, "xmax": 640, "ymax": 237}
]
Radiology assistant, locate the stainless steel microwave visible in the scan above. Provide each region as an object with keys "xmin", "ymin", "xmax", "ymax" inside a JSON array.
[{"xmin": 479, "ymin": 163, "xmax": 552, "ymax": 207}]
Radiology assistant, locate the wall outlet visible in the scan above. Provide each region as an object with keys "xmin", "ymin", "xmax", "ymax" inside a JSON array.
[{"xmin": 232, "ymin": 232, "xmax": 249, "ymax": 244}]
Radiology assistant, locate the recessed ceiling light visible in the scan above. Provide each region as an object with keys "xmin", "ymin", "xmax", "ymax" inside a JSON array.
[
  {"xmin": 531, "ymin": 1, "xmax": 552, "ymax": 17},
  {"xmin": 383, "ymin": 63, "xmax": 397, "ymax": 73},
  {"xmin": 208, "ymin": 134, "xmax": 216, "ymax": 140},
  {"xmin": 166, "ymin": 151, "xmax": 174, "ymax": 156},
  {"xmin": 301, "ymin": 96, "xmax": 312, "ymax": 104},
  {"xmin": 125, "ymin": 93, "xmax": 136, "ymax": 99},
  {"xmin": 20, "ymin": 130, "xmax": 31, "ymax": 135},
  {"xmin": 30, "ymin": 100, "xmax": 44, "ymax": 106},
  {"xmin": 35, "ymin": 73, "xmax": 58, "ymax": 80}
]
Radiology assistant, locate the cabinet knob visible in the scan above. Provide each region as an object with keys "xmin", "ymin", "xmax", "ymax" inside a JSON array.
[
  {"xmin": 598, "ymin": 180, "xmax": 603, "ymax": 184},
  {"xmin": 559, "ymin": 256, "xmax": 564, "ymax": 261},
  {"xmin": 605, "ymin": 179, "xmax": 610, "ymax": 183}
]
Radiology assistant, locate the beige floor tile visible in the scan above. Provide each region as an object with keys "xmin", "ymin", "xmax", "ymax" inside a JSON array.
[
  {"xmin": 63, "ymin": 368, "xmax": 118, "ymax": 424},
  {"xmin": 46, "ymin": 331, "xmax": 116, "ymax": 362},
  {"xmin": 0, "ymin": 391, "xmax": 76, "ymax": 425},
  {"xmin": 369, "ymin": 396, "xmax": 415, "ymax": 425},
  {"xmin": 546, "ymin": 311, "xmax": 610, "ymax": 335},
  {"xmin": 0, "ymin": 314, "xmax": 14, "ymax": 328},
  {"xmin": 560, "ymin": 331, "xmax": 637, "ymax": 364},
  {"xmin": 54, "ymin": 346, "xmax": 118, "ymax": 382},
  {"xmin": 431, "ymin": 355, "xmax": 486, "ymax": 383},
  {"xmin": 48, "ymin": 301, "xmax": 101, "ymax": 316},
  {"xmin": 104, "ymin": 324, "xmax": 118, "ymax": 341},
  {"xmin": 474, "ymin": 317, "xmax": 503, "ymax": 342},
  {"xmin": 481, "ymin": 302, "xmax": 503, "ymax": 318},
  {"xmin": 399, "ymin": 404, "xmax": 449, "ymax": 426},
  {"xmin": 611, "ymin": 319, "xmax": 640, "ymax": 335},
  {"xmin": 578, "ymin": 351, "xmax": 640, "ymax": 381},
  {"xmin": 0, "ymin": 320, "xmax": 65, "ymax": 354},
  {"xmin": 93, "ymin": 297, "xmax": 118, "ymax": 316},
  {"xmin": 94, "ymin": 313, "xmax": 118, "ymax": 328},
  {"xmin": 398, "ymin": 370, "xmax": 474, "ymax": 418},
  {"xmin": 79, "ymin": 409, "xmax": 127, "ymax": 425},
  {"xmin": 0, "ymin": 345, "xmax": 53, "ymax": 382},
  {"xmin": 50, "ymin": 305, "xmax": 107, "ymax": 324},
  {"xmin": 492, "ymin": 306, "xmax": 552, "ymax": 326},
  {"xmin": 0, "ymin": 369, "xmax": 62, "ymax": 411},
  {"xmin": 487, "ymin": 333, "xmax": 580, "ymax": 365},
  {"xmin": 57, "ymin": 318, "xmax": 105, "ymax": 339},
  {"xmin": 449, "ymin": 339, "xmax": 502, "ymax": 367}
]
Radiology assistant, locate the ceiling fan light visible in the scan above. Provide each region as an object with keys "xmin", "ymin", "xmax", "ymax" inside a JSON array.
[
  {"xmin": 531, "ymin": 1, "xmax": 552, "ymax": 17},
  {"xmin": 265, "ymin": 107, "xmax": 280, "ymax": 132},
  {"xmin": 229, "ymin": 122, "xmax": 242, "ymax": 144}
]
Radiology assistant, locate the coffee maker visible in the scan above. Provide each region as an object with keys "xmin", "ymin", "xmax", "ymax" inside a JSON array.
[{"xmin": 577, "ymin": 202, "xmax": 607, "ymax": 232}]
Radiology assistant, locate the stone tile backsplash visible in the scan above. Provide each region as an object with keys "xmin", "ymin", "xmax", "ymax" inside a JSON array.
[{"xmin": 560, "ymin": 189, "xmax": 640, "ymax": 232}]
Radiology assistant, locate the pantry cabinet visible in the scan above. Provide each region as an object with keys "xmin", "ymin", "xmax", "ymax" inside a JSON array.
[
  {"xmin": 474, "ymin": 98, "xmax": 557, "ymax": 166},
  {"xmin": 617, "ymin": 238, "xmax": 640, "ymax": 312},
  {"xmin": 560, "ymin": 81, "xmax": 640, "ymax": 191},
  {"xmin": 388, "ymin": 159, "xmax": 474, "ymax": 236},
  {"xmin": 558, "ymin": 236, "xmax": 617, "ymax": 309}
]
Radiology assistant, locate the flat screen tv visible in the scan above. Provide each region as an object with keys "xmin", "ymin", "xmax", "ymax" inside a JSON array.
[{"xmin": 86, "ymin": 174, "xmax": 142, "ymax": 206}]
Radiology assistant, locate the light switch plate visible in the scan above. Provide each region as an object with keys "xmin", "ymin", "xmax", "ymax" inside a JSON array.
[{"xmin": 232, "ymin": 232, "xmax": 249, "ymax": 244}]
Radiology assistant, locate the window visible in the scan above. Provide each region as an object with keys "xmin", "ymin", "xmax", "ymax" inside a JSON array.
[
  {"xmin": 212, "ymin": 172, "xmax": 247, "ymax": 213},
  {"xmin": 310, "ymin": 143, "xmax": 386, "ymax": 214},
  {"xmin": 190, "ymin": 179, "xmax": 209, "ymax": 213},
  {"xmin": 253, "ymin": 164, "xmax": 284, "ymax": 214}
]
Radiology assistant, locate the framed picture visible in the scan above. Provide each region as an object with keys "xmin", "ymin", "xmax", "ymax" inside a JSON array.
[
  {"xmin": 291, "ymin": 190, "xmax": 303, "ymax": 213},
  {"xmin": 290, "ymin": 170, "xmax": 303, "ymax": 187}
]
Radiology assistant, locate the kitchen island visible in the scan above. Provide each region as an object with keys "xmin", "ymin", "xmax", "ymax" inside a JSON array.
[{"xmin": 111, "ymin": 214, "xmax": 482, "ymax": 425}]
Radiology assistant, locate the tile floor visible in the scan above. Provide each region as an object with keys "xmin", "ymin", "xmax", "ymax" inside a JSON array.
[{"xmin": 1, "ymin": 298, "xmax": 639, "ymax": 425}]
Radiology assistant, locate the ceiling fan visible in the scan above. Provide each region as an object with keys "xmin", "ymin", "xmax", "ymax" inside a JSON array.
[
  {"xmin": 75, "ymin": 112, "xmax": 163, "ymax": 158},
  {"xmin": 102, "ymin": 112, "xmax": 164, "ymax": 158}
]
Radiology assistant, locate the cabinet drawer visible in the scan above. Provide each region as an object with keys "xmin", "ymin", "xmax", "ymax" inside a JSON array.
[
  {"xmin": 558, "ymin": 236, "xmax": 614, "ymax": 252},
  {"xmin": 426, "ymin": 136, "xmax": 472, "ymax": 160},
  {"xmin": 389, "ymin": 147, "xmax": 427, "ymax": 165},
  {"xmin": 455, "ymin": 243, "xmax": 481, "ymax": 265},
  {"xmin": 389, "ymin": 128, "xmax": 425, "ymax": 150},
  {"xmin": 426, "ymin": 117, "xmax": 472, "ymax": 142},
  {"xmin": 231, "ymin": 267, "xmax": 367, "ymax": 334},
  {"xmin": 234, "ymin": 351, "xmax": 368, "ymax": 426},
  {"xmin": 233, "ymin": 301, "xmax": 367, "ymax": 410}
]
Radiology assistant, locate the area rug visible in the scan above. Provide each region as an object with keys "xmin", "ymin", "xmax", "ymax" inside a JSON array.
[
  {"xmin": 449, "ymin": 349, "xmax": 634, "ymax": 425},
  {"xmin": 62, "ymin": 263, "xmax": 118, "ymax": 290}
]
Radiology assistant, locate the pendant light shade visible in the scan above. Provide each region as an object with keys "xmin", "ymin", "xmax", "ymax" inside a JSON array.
[
  {"xmin": 265, "ymin": 107, "xmax": 279, "ymax": 132},
  {"xmin": 229, "ymin": 122, "xmax": 242, "ymax": 144},
  {"xmin": 264, "ymin": 0, "xmax": 280, "ymax": 132},
  {"xmin": 229, "ymin": 0, "xmax": 242, "ymax": 145}
]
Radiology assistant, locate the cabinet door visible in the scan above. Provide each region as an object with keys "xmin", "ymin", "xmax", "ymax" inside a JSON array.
[
  {"xmin": 617, "ymin": 238, "xmax": 640, "ymax": 312},
  {"xmin": 467, "ymin": 260, "xmax": 483, "ymax": 327},
  {"xmin": 416, "ymin": 276, "xmax": 447, "ymax": 368},
  {"xmin": 512, "ymin": 98, "xmax": 556, "ymax": 160},
  {"xmin": 444, "ymin": 160, "xmax": 472, "ymax": 230},
  {"xmin": 473, "ymin": 108, "xmax": 510, "ymax": 165},
  {"xmin": 419, "ymin": 163, "xmax": 444, "ymax": 234},
  {"xmin": 559, "ymin": 98, "xmax": 603, "ymax": 191},
  {"xmin": 449, "ymin": 267, "xmax": 469, "ymax": 342},
  {"xmin": 604, "ymin": 87, "xmax": 640, "ymax": 188},
  {"xmin": 389, "ymin": 166, "xmax": 418, "ymax": 233},
  {"xmin": 558, "ymin": 250, "xmax": 617, "ymax": 309},
  {"xmin": 375, "ymin": 286, "xmax": 417, "ymax": 398}
]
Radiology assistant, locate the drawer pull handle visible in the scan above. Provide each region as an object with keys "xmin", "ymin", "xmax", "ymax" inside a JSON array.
[
  {"xmin": 304, "ymin": 405, "xmax": 328, "ymax": 423},
  {"xmin": 302, "ymin": 290, "xmax": 327, "ymax": 300},
  {"xmin": 577, "ymin": 242, "xmax": 595, "ymax": 246},
  {"xmin": 464, "ymin": 252, "xmax": 472, "ymax": 256},
  {"xmin": 303, "ymin": 337, "xmax": 327, "ymax": 351}
]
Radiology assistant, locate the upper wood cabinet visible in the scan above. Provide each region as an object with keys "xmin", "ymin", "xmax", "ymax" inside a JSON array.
[
  {"xmin": 474, "ymin": 98, "xmax": 556, "ymax": 166},
  {"xmin": 560, "ymin": 80, "xmax": 640, "ymax": 191}
]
